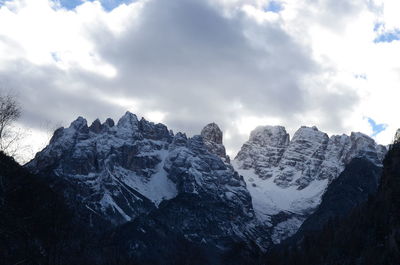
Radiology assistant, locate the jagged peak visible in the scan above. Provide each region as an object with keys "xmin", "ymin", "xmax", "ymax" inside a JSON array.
[
  {"xmin": 349, "ymin": 132, "xmax": 379, "ymax": 147},
  {"xmin": 201, "ymin": 122, "xmax": 223, "ymax": 144},
  {"xmin": 395, "ymin": 129, "xmax": 400, "ymax": 143},
  {"xmin": 103, "ymin": 118, "xmax": 115, "ymax": 127},
  {"xmin": 248, "ymin": 125, "xmax": 289, "ymax": 147},
  {"xmin": 69, "ymin": 116, "xmax": 88, "ymax": 130},
  {"xmin": 350, "ymin": 131, "xmax": 372, "ymax": 139},
  {"xmin": 175, "ymin": 132, "xmax": 187, "ymax": 139},
  {"xmin": 300, "ymin": 125, "xmax": 319, "ymax": 131},
  {"xmin": 92, "ymin": 118, "xmax": 101, "ymax": 125},
  {"xmin": 250, "ymin": 125, "xmax": 287, "ymax": 136},
  {"xmin": 292, "ymin": 125, "xmax": 328, "ymax": 141},
  {"xmin": 117, "ymin": 111, "xmax": 139, "ymax": 128},
  {"xmin": 89, "ymin": 118, "xmax": 102, "ymax": 133}
]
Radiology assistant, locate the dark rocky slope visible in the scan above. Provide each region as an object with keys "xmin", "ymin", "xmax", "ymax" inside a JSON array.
[
  {"xmin": 266, "ymin": 143, "xmax": 400, "ymax": 265},
  {"xmin": 295, "ymin": 157, "xmax": 382, "ymax": 237},
  {"xmin": 0, "ymin": 151, "xmax": 76, "ymax": 264}
]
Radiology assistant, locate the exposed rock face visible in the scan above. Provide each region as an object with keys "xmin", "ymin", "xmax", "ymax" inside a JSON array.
[
  {"xmin": 201, "ymin": 122, "xmax": 223, "ymax": 144},
  {"xmin": 235, "ymin": 126, "xmax": 289, "ymax": 179},
  {"xmin": 395, "ymin": 128, "xmax": 400, "ymax": 143},
  {"xmin": 27, "ymin": 112, "xmax": 174, "ymax": 225},
  {"xmin": 115, "ymin": 132, "xmax": 266, "ymax": 257},
  {"xmin": 233, "ymin": 125, "xmax": 387, "ymax": 244},
  {"xmin": 201, "ymin": 123, "xmax": 229, "ymax": 162},
  {"xmin": 26, "ymin": 113, "xmax": 267, "ymax": 253},
  {"xmin": 274, "ymin": 126, "xmax": 330, "ymax": 189}
]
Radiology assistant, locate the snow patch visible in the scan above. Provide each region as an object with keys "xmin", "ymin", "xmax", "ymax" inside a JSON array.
[
  {"xmin": 232, "ymin": 160, "xmax": 328, "ymax": 221},
  {"xmin": 118, "ymin": 149, "xmax": 177, "ymax": 206}
]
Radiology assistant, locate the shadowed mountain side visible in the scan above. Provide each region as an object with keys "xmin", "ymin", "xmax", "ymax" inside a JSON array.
[
  {"xmin": 266, "ymin": 144, "xmax": 400, "ymax": 265},
  {"xmin": 294, "ymin": 158, "xmax": 382, "ymax": 238}
]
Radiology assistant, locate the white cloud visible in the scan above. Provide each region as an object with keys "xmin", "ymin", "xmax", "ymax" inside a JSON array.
[{"xmin": 0, "ymin": 0, "xmax": 399, "ymax": 163}]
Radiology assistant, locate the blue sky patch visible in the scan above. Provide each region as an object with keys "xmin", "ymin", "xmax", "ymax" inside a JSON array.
[
  {"xmin": 367, "ymin": 117, "xmax": 387, "ymax": 137},
  {"xmin": 54, "ymin": 0, "xmax": 134, "ymax": 11},
  {"xmin": 373, "ymin": 22, "xmax": 383, "ymax": 32},
  {"xmin": 374, "ymin": 30, "xmax": 400, "ymax": 43},
  {"xmin": 0, "ymin": 0, "xmax": 12, "ymax": 6},
  {"xmin": 55, "ymin": 0, "xmax": 83, "ymax": 10},
  {"xmin": 373, "ymin": 22, "xmax": 400, "ymax": 43},
  {"xmin": 264, "ymin": 1, "xmax": 283, "ymax": 13}
]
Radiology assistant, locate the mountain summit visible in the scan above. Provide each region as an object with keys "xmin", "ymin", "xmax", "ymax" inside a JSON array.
[
  {"xmin": 201, "ymin": 122, "xmax": 229, "ymax": 162},
  {"xmin": 233, "ymin": 125, "xmax": 386, "ymax": 243}
]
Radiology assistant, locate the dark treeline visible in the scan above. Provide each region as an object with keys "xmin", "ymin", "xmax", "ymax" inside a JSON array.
[{"xmin": 0, "ymin": 151, "xmax": 261, "ymax": 265}]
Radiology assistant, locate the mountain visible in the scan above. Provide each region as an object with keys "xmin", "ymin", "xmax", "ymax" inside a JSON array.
[
  {"xmin": 27, "ymin": 113, "xmax": 174, "ymax": 227},
  {"xmin": 294, "ymin": 157, "xmax": 382, "ymax": 238},
  {"xmin": 25, "ymin": 111, "xmax": 388, "ymax": 260},
  {"xmin": 26, "ymin": 113, "xmax": 269, "ymax": 262},
  {"xmin": 233, "ymin": 125, "xmax": 386, "ymax": 243},
  {"xmin": 266, "ymin": 142, "xmax": 400, "ymax": 265}
]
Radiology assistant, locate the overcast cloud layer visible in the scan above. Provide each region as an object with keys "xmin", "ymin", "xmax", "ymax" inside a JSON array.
[{"xmin": 0, "ymin": 0, "xmax": 399, "ymax": 161}]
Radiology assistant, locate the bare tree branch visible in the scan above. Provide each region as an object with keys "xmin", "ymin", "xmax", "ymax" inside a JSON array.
[{"xmin": 0, "ymin": 92, "xmax": 22, "ymax": 156}]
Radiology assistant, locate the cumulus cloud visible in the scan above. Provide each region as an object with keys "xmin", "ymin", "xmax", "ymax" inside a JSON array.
[{"xmin": 0, "ymin": 0, "xmax": 399, "ymax": 160}]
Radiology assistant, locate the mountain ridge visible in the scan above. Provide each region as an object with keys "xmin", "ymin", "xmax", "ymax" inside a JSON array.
[{"xmin": 26, "ymin": 112, "xmax": 387, "ymax": 250}]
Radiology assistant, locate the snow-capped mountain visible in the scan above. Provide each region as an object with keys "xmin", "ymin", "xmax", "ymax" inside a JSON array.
[
  {"xmin": 233, "ymin": 125, "xmax": 387, "ymax": 243},
  {"xmin": 27, "ymin": 112, "xmax": 177, "ymax": 225},
  {"xmin": 26, "ymin": 112, "xmax": 387, "ymax": 252},
  {"xmin": 26, "ymin": 113, "xmax": 268, "ymax": 254}
]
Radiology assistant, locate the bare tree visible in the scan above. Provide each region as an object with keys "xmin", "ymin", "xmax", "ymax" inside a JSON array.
[{"xmin": 0, "ymin": 93, "xmax": 22, "ymax": 154}]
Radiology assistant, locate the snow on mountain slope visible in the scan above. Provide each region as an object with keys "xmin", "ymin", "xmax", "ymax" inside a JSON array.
[
  {"xmin": 233, "ymin": 125, "xmax": 387, "ymax": 243},
  {"xmin": 27, "ymin": 112, "xmax": 178, "ymax": 225},
  {"xmin": 26, "ymin": 112, "xmax": 387, "ymax": 249},
  {"xmin": 26, "ymin": 113, "xmax": 268, "ymax": 250},
  {"xmin": 232, "ymin": 161, "xmax": 327, "ymax": 218}
]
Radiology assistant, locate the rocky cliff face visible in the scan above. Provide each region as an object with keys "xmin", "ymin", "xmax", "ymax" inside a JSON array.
[
  {"xmin": 201, "ymin": 122, "xmax": 230, "ymax": 162},
  {"xmin": 395, "ymin": 128, "xmax": 400, "ymax": 143},
  {"xmin": 233, "ymin": 125, "xmax": 386, "ymax": 243}
]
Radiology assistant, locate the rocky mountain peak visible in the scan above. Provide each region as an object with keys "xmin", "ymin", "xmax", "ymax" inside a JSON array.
[
  {"xmin": 89, "ymin": 118, "xmax": 102, "ymax": 133},
  {"xmin": 117, "ymin": 111, "xmax": 139, "ymax": 129},
  {"xmin": 70, "ymin": 116, "xmax": 88, "ymax": 130},
  {"xmin": 292, "ymin": 126, "xmax": 328, "ymax": 142},
  {"xmin": 395, "ymin": 128, "xmax": 400, "ymax": 143},
  {"xmin": 201, "ymin": 122, "xmax": 223, "ymax": 144},
  {"xmin": 104, "ymin": 118, "xmax": 115, "ymax": 127},
  {"xmin": 233, "ymin": 124, "xmax": 387, "ymax": 243},
  {"xmin": 248, "ymin": 125, "xmax": 290, "ymax": 147},
  {"xmin": 200, "ymin": 123, "xmax": 228, "ymax": 161}
]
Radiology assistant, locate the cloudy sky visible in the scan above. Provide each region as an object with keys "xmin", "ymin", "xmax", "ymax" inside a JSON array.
[{"xmin": 0, "ymin": 0, "xmax": 399, "ymax": 161}]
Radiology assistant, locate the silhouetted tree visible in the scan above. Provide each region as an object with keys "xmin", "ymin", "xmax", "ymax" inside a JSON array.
[{"xmin": 0, "ymin": 92, "xmax": 21, "ymax": 155}]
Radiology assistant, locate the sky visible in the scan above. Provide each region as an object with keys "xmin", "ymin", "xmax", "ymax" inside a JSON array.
[{"xmin": 0, "ymin": 0, "xmax": 399, "ymax": 162}]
